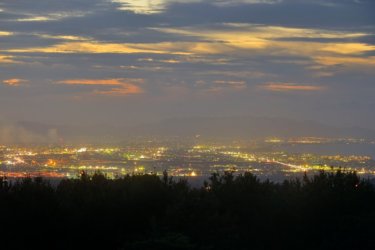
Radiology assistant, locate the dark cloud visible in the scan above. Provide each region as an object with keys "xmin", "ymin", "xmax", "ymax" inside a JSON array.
[{"xmin": 164, "ymin": 0, "xmax": 374, "ymax": 28}]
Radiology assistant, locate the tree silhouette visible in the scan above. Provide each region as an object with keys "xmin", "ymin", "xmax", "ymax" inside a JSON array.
[{"xmin": 0, "ymin": 170, "xmax": 374, "ymax": 249}]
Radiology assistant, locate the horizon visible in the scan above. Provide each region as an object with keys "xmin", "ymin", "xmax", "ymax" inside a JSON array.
[{"xmin": 1, "ymin": 115, "xmax": 375, "ymax": 144}]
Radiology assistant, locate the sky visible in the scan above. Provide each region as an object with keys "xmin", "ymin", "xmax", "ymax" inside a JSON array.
[{"xmin": 0, "ymin": 0, "xmax": 374, "ymax": 139}]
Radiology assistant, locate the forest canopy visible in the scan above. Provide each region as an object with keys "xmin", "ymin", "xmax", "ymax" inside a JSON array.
[{"xmin": 0, "ymin": 170, "xmax": 374, "ymax": 250}]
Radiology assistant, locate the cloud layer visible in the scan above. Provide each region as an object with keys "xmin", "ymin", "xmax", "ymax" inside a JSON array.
[{"xmin": 0, "ymin": 0, "xmax": 374, "ymax": 133}]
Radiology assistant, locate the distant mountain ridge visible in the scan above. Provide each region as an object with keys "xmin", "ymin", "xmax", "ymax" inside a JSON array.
[
  {"xmin": 0, "ymin": 116, "xmax": 374, "ymax": 144},
  {"xmin": 131, "ymin": 116, "xmax": 375, "ymax": 139}
]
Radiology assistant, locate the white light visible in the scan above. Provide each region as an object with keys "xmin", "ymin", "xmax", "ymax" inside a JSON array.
[{"xmin": 77, "ymin": 147, "xmax": 87, "ymax": 153}]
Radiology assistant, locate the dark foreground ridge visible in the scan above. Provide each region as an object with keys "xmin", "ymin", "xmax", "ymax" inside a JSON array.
[{"xmin": 1, "ymin": 171, "xmax": 374, "ymax": 249}]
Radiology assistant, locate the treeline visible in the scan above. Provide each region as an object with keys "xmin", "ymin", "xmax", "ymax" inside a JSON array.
[{"xmin": 0, "ymin": 171, "xmax": 374, "ymax": 249}]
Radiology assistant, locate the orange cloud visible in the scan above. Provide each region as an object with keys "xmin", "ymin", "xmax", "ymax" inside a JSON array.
[
  {"xmin": 59, "ymin": 78, "xmax": 144, "ymax": 96},
  {"xmin": 58, "ymin": 79, "xmax": 125, "ymax": 85},
  {"xmin": 0, "ymin": 31, "xmax": 13, "ymax": 36},
  {"xmin": 0, "ymin": 55, "xmax": 16, "ymax": 64},
  {"xmin": 321, "ymin": 43, "xmax": 375, "ymax": 55},
  {"xmin": 2, "ymin": 78, "xmax": 28, "ymax": 86},
  {"xmin": 314, "ymin": 56, "xmax": 375, "ymax": 66},
  {"xmin": 93, "ymin": 84, "xmax": 143, "ymax": 96},
  {"xmin": 261, "ymin": 82, "xmax": 325, "ymax": 92},
  {"xmin": 7, "ymin": 41, "xmax": 191, "ymax": 55}
]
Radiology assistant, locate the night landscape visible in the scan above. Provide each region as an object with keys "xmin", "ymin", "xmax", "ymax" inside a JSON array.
[{"xmin": 0, "ymin": 0, "xmax": 374, "ymax": 249}]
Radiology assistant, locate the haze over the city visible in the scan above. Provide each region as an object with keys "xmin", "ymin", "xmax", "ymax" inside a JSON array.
[{"xmin": 0, "ymin": 0, "xmax": 374, "ymax": 143}]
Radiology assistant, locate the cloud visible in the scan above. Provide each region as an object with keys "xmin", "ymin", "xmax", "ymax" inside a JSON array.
[
  {"xmin": 112, "ymin": 0, "xmax": 173, "ymax": 14},
  {"xmin": 213, "ymin": 80, "xmax": 247, "ymax": 90},
  {"xmin": 2, "ymin": 78, "xmax": 28, "ymax": 86},
  {"xmin": 0, "ymin": 31, "xmax": 13, "ymax": 36},
  {"xmin": 37, "ymin": 34, "xmax": 89, "ymax": 41},
  {"xmin": 0, "ymin": 55, "xmax": 17, "ymax": 64},
  {"xmin": 201, "ymin": 70, "xmax": 269, "ymax": 78},
  {"xmin": 164, "ymin": 0, "xmax": 375, "ymax": 29},
  {"xmin": 0, "ymin": 0, "xmax": 374, "ymax": 128},
  {"xmin": 16, "ymin": 16, "xmax": 57, "ymax": 22},
  {"xmin": 321, "ymin": 43, "xmax": 375, "ymax": 54},
  {"xmin": 93, "ymin": 84, "xmax": 143, "ymax": 96},
  {"xmin": 7, "ymin": 25, "xmax": 373, "ymax": 69},
  {"xmin": 154, "ymin": 24, "xmax": 373, "ymax": 51},
  {"xmin": 6, "ymin": 41, "xmax": 192, "ymax": 55},
  {"xmin": 58, "ymin": 78, "xmax": 144, "ymax": 96},
  {"xmin": 59, "ymin": 78, "xmax": 126, "ymax": 85},
  {"xmin": 14, "ymin": 11, "xmax": 88, "ymax": 22},
  {"xmin": 261, "ymin": 82, "xmax": 326, "ymax": 92},
  {"xmin": 156, "ymin": 24, "xmax": 368, "ymax": 41},
  {"xmin": 149, "ymin": 25, "xmax": 375, "ymax": 67},
  {"xmin": 113, "ymin": 0, "xmax": 363, "ymax": 15},
  {"xmin": 314, "ymin": 56, "xmax": 375, "ymax": 66},
  {"xmin": 192, "ymin": 79, "xmax": 248, "ymax": 95},
  {"xmin": 111, "ymin": 0, "xmax": 279, "ymax": 14}
]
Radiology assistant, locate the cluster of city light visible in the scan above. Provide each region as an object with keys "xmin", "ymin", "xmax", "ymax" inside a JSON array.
[
  {"xmin": 264, "ymin": 137, "xmax": 372, "ymax": 145},
  {"xmin": 0, "ymin": 142, "xmax": 374, "ymax": 179}
]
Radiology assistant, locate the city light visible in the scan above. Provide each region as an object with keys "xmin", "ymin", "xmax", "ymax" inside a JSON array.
[{"xmin": 0, "ymin": 137, "xmax": 373, "ymax": 180}]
